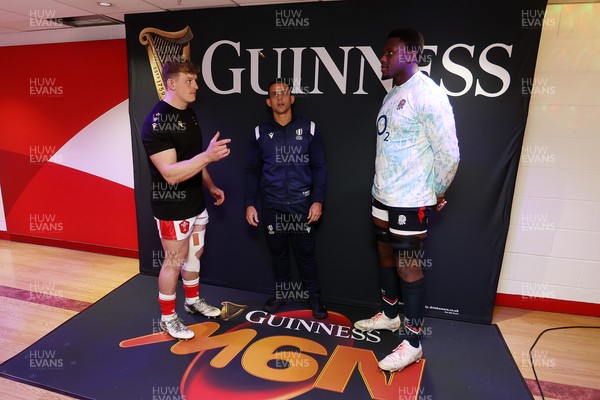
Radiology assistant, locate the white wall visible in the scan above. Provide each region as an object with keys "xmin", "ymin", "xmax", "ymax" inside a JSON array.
[{"xmin": 499, "ymin": 3, "xmax": 600, "ymax": 305}]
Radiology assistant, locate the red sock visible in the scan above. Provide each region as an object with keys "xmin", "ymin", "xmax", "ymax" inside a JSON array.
[
  {"xmin": 183, "ymin": 277, "xmax": 199, "ymax": 303},
  {"xmin": 158, "ymin": 293, "xmax": 176, "ymax": 318}
]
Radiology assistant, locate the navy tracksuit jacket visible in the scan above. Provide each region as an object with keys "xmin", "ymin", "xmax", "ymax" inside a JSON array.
[{"xmin": 244, "ymin": 116, "xmax": 326, "ymax": 207}]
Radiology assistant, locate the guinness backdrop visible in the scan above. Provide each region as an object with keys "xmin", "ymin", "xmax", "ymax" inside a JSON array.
[{"xmin": 126, "ymin": 0, "xmax": 546, "ymax": 324}]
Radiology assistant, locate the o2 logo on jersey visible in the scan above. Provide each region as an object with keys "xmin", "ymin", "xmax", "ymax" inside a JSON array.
[{"xmin": 377, "ymin": 115, "xmax": 390, "ymax": 141}]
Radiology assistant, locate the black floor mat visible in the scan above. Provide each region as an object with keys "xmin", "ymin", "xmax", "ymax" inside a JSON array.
[{"xmin": 1, "ymin": 275, "xmax": 532, "ymax": 400}]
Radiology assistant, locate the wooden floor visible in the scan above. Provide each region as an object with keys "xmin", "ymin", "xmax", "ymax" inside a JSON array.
[{"xmin": 0, "ymin": 239, "xmax": 599, "ymax": 400}]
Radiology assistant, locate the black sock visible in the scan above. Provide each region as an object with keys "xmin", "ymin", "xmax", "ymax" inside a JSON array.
[
  {"xmin": 400, "ymin": 277, "xmax": 424, "ymax": 348},
  {"xmin": 379, "ymin": 266, "xmax": 400, "ymax": 319}
]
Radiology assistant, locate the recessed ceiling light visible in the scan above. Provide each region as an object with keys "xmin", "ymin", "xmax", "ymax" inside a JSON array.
[
  {"xmin": 50, "ymin": 14, "xmax": 121, "ymax": 28},
  {"xmin": 98, "ymin": 2, "xmax": 112, "ymax": 6}
]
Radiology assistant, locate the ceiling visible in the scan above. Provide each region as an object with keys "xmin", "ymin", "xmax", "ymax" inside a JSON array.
[
  {"xmin": 0, "ymin": 0, "xmax": 595, "ymax": 46},
  {"xmin": 0, "ymin": 0, "xmax": 333, "ymax": 45}
]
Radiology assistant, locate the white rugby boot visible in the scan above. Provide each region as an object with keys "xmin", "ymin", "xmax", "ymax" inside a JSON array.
[
  {"xmin": 160, "ymin": 314, "xmax": 194, "ymax": 340},
  {"xmin": 354, "ymin": 312, "xmax": 401, "ymax": 332},
  {"xmin": 378, "ymin": 340, "xmax": 423, "ymax": 372},
  {"xmin": 184, "ymin": 298, "xmax": 222, "ymax": 318}
]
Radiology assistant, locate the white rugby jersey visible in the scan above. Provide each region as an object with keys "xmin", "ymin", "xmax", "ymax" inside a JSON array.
[{"xmin": 372, "ymin": 71, "xmax": 460, "ymax": 207}]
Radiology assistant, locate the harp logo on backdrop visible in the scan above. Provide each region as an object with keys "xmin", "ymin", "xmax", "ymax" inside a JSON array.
[
  {"xmin": 140, "ymin": 26, "xmax": 515, "ymax": 99},
  {"xmin": 121, "ymin": 309, "xmax": 426, "ymax": 399},
  {"xmin": 139, "ymin": 26, "xmax": 194, "ymax": 100}
]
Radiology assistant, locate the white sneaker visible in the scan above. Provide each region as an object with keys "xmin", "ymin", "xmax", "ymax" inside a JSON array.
[
  {"xmin": 160, "ymin": 314, "xmax": 194, "ymax": 340},
  {"xmin": 184, "ymin": 298, "xmax": 222, "ymax": 318},
  {"xmin": 354, "ymin": 312, "xmax": 401, "ymax": 332},
  {"xmin": 378, "ymin": 340, "xmax": 423, "ymax": 372}
]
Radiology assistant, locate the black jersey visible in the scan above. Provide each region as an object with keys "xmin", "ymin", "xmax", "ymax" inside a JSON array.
[{"xmin": 142, "ymin": 101, "xmax": 205, "ymax": 220}]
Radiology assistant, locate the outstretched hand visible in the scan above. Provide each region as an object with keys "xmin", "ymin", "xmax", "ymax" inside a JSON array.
[{"xmin": 206, "ymin": 131, "xmax": 231, "ymax": 162}]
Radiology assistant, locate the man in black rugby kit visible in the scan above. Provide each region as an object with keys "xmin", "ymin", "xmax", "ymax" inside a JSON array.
[
  {"xmin": 142, "ymin": 60, "xmax": 231, "ymax": 339},
  {"xmin": 245, "ymin": 80, "xmax": 328, "ymax": 319}
]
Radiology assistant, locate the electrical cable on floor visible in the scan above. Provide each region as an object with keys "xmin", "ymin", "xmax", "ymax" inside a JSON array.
[{"xmin": 529, "ymin": 325, "xmax": 600, "ymax": 400}]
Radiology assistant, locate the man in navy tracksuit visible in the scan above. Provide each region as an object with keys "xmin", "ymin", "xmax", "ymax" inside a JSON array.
[{"xmin": 245, "ymin": 79, "xmax": 328, "ymax": 319}]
